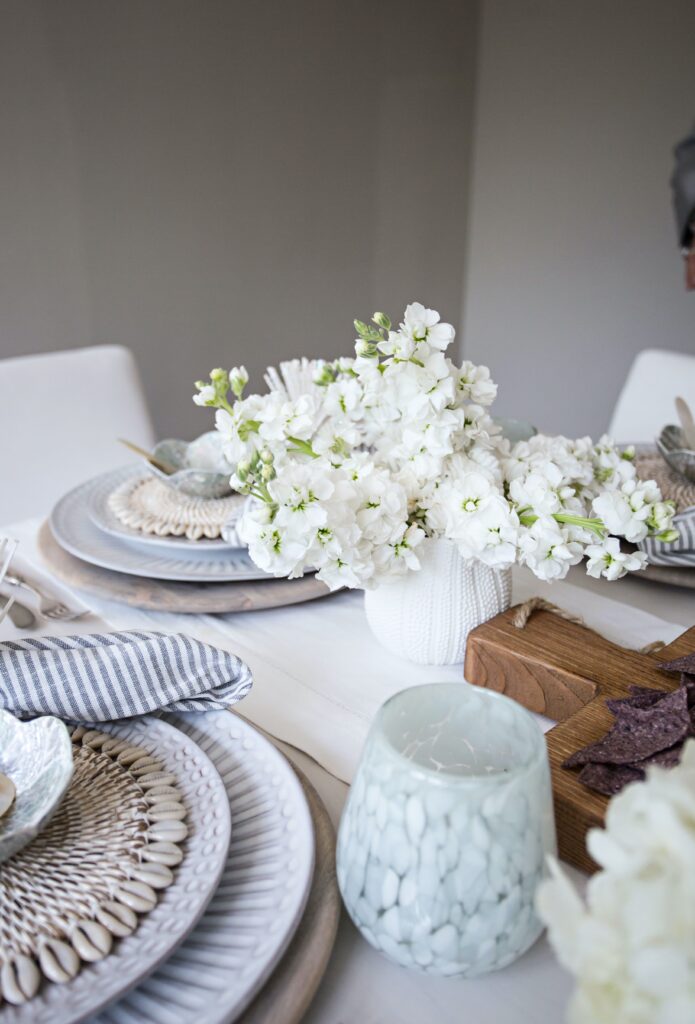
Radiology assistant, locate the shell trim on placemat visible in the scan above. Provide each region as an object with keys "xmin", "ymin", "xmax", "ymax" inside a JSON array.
[
  {"xmin": 0, "ymin": 726, "xmax": 187, "ymax": 1006},
  {"xmin": 108, "ymin": 475, "xmax": 244, "ymax": 541}
]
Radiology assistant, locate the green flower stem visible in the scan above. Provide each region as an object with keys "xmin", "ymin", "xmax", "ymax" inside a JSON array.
[
  {"xmin": 519, "ymin": 509, "xmax": 607, "ymax": 538},
  {"xmin": 218, "ymin": 396, "xmax": 235, "ymax": 416},
  {"xmin": 287, "ymin": 437, "xmax": 319, "ymax": 459}
]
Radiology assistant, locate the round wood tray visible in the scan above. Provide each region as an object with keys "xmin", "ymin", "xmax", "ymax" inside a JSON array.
[
  {"xmin": 37, "ymin": 521, "xmax": 333, "ymax": 613},
  {"xmin": 640, "ymin": 561, "xmax": 695, "ymax": 590},
  {"xmin": 241, "ymin": 766, "xmax": 340, "ymax": 1024}
]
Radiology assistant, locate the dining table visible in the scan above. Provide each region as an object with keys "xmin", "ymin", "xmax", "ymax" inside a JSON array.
[{"xmin": 2, "ymin": 513, "xmax": 693, "ymax": 1024}]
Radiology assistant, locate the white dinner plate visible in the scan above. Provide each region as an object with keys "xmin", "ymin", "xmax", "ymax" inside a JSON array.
[
  {"xmin": 88, "ymin": 467, "xmax": 240, "ymax": 554},
  {"xmin": 2, "ymin": 716, "xmax": 232, "ymax": 1024},
  {"xmin": 50, "ymin": 474, "xmax": 273, "ymax": 582},
  {"xmin": 91, "ymin": 711, "xmax": 315, "ymax": 1024}
]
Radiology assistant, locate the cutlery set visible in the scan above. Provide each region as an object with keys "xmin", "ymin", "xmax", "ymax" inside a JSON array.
[{"xmin": 0, "ymin": 554, "xmax": 87, "ymax": 630}]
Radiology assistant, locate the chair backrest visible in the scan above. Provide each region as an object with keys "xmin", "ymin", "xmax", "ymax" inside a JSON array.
[
  {"xmin": 608, "ymin": 348, "xmax": 695, "ymax": 444},
  {"xmin": 0, "ymin": 345, "xmax": 155, "ymax": 524}
]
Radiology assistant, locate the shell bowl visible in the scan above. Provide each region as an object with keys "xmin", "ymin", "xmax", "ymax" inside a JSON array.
[
  {"xmin": 146, "ymin": 433, "xmax": 234, "ymax": 499},
  {"xmin": 0, "ymin": 710, "xmax": 74, "ymax": 863}
]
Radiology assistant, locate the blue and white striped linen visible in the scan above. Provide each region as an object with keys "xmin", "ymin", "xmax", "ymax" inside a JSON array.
[
  {"xmin": 0, "ymin": 630, "xmax": 252, "ymax": 720},
  {"xmin": 639, "ymin": 507, "xmax": 695, "ymax": 567}
]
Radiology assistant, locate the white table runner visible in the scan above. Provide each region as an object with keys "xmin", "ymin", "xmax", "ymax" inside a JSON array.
[{"xmin": 4, "ymin": 518, "xmax": 685, "ymax": 783}]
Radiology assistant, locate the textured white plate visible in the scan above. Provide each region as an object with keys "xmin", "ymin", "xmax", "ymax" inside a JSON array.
[
  {"xmin": 0, "ymin": 710, "xmax": 73, "ymax": 863},
  {"xmin": 50, "ymin": 473, "xmax": 272, "ymax": 582},
  {"xmin": 1, "ymin": 716, "xmax": 231, "ymax": 1024},
  {"xmin": 91, "ymin": 711, "xmax": 315, "ymax": 1024},
  {"xmin": 88, "ymin": 467, "xmax": 239, "ymax": 554}
]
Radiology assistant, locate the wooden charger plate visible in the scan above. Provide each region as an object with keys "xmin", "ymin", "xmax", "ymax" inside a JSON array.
[
  {"xmin": 639, "ymin": 561, "xmax": 695, "ymax": 590},
  {"xmin": 38, "ymin": 521, "xmax": 332, "ymax": 613}
]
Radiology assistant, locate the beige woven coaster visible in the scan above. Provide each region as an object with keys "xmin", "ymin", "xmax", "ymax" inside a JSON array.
[
  {"xmin": 0, "ymin": 726, "xmax": 187, "ymax": 1005},
  {"xmin": 108, "ymin": 475, "xmax": 244, "ymax": 541}
]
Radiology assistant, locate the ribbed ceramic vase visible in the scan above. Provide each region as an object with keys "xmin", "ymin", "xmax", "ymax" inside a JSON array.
[{"xmin": 364, "ymin": 539, "xmax": 512, "ymax": 665}]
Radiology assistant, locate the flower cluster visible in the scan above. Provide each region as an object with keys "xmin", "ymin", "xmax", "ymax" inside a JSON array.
[
  {"xmin": 537, "ymin": 743, "xmax": 695, "ymax": 1024},
  {"xmin": 194, "ymin": 302, "xmax": 676, "ymax": 589}
]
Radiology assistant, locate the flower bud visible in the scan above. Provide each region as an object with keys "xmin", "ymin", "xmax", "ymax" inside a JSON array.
[
  {"xmin": 229, "ymin": 365, "xmax": 249, "ymax": 398},
  {"xmin": 260, "ymin": 463, "xmax": 274, "ymax": 482},
  {"xmin": 236, "ymin": 458, "xmax": 251, "ymax": 480},
  {"xmin": 210, "ymin": 368, "xmax": 228, "ymax": 383},
  {"xmin": 259, "ymin": 447, "xmax": 273, "ymax": 464},
  {"xmin": 355, "ymin": 339, "xmax": 377, "ymax": 358},
  {"xmin": 372, "ymin": 312, "xmax": 391, "ymax": 331}
]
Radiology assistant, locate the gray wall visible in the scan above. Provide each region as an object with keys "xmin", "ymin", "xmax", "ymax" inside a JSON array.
[
  {"xmin": 462, "ymin": 0, "xmax": 695, "ymax": 437},
  {"xmin": 0, "ymin": 0, "xmax": 479, "ymax": 439}
]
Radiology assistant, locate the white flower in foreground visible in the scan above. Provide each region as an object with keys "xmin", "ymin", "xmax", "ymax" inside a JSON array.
[
  {"xmin": 519, "ymin": 516, "xmax": 583, "ymax": 581},
  {"xmin": 537, "ymin": 742, "xmax": 695, "ymax": 1024},
  {"xmin": 585, "ymin": 537, "xmax": 647, "ymax": 580},
  {"xmin": 592, "ymin": 479, "xmax": 659, "ymax": 544}
]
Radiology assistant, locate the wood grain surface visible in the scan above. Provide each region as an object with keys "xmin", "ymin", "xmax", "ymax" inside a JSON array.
[
  {"xmin": 465, "ymin": 607, "xmax": 695, "ymax": 872},
  {"xmin": 240, "ymin": 766, "xmax": 340, "ymax": 1024},
  {"xmin": 37, "ymin": 520, "xmax": 334, "ymax": 614}
]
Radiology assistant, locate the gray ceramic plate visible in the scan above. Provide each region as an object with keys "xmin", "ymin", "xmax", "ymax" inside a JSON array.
[
  {"xmin": 50, "ymin": 472, "xmax": 273, "ymax": 582},
  {"xmin": 0, "ymin": 710, "xmax": 74, "ymax": 863},
  {"xmin": 87, "ymin": 466, "xmax": 239, "ymax": 554},
  {"xmin": 90, "ymin": 711, "xmax": 315, "ymax": 1024}
]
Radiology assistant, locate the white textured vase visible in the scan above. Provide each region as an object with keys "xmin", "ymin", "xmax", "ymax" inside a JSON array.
[{"xmin": 364, "ymin": 539, "xmax": 511, "ymax": 665}]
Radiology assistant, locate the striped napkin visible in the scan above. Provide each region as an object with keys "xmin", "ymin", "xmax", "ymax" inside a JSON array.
[
  {"xmin": 0, "ymin": 631, "xmax": 252, "ymax": 721},
  {"xmin": 640, "ymin": 511, "xmax": 695, "ymax": 567},
  {"xmin": 635, "ymin": 450, "xmax": 695, "ymax": 567}
]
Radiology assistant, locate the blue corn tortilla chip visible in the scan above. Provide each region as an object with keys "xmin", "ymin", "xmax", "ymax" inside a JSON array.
[
  {"xmin": 658, "ymin": 652, "xmax": 695, "ymax": 675},
  {"xmin": 577, "ymin": 762, "xmax": 644, "ymax": 796},
  {"xmin": 634, "ymin": 744, "xmax": 684, "ymax": 770},
  {"xmin": 563, "ymin": 687, "xmax": 690, "ymax": 768},
  {"xmin": 606, "ymin": 689, "xmax": 668, "ymax": 713}
]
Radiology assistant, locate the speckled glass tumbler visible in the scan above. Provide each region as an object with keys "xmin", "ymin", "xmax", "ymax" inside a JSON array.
[{"xmin": 336, "ymin": 683, "xmax": 556, "ymax": 977}]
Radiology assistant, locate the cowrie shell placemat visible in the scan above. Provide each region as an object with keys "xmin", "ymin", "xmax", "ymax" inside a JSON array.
[{"xmin": 0, "ymin": 717, "xmax": 231, "ymax": 1024}]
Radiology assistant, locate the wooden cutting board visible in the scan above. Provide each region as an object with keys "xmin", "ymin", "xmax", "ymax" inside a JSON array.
[{"xmin": 464, "ymin": 607, "xmax": 695, "ymax": 873}]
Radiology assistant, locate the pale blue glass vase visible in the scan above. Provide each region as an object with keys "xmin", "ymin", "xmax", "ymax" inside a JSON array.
[{"xmin": 336, "ymin": 683, "xmax": 556, "ymax": 977}]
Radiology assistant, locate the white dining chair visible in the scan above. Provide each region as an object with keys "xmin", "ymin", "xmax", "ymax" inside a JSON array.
[
  {"xmin": 608, "ymin": 348, "xmax": 695, "ymax": 444},
  {"xmin": 0, "ymin": 345, "xmax": 155, "ymax": 525}
]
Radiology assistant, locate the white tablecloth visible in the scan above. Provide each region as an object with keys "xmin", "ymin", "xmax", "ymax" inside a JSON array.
[
  {"xmin": 4, "ymin": 518, "xmax": 687, "ymax": 783},
  {"xmin": 3, "ymin": 517, "xmax": 693, "ymax": 1023}
]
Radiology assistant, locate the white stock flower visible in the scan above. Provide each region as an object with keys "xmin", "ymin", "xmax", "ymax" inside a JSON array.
[
  {"xmin": 400, "ymin": 302, "xmax": 455, "ymax": 351},
  {"xmin": 193, "ymin": 384, "xmax": 217, "ymax": 406},
  {"xmin": 592, "ymin": 485, "xmax": 651, "ymax": 543},
  {"xmin": 197, "ymin": 301, "xmax": 675, "ymax": 589},
  {"xmin": 455, "ymin": 360, "xmax": 497, "ymax": 406},
  {"xmin": 585, "ymin": 537, "xmax": 648, "ymax": 580},
  {"xmin": 519, "ymin": 516, "xmax": 583, "ymax": 581},
  {"xmin": 537, "ymin": 743, "xmax": 695, "ymax": 1024}
]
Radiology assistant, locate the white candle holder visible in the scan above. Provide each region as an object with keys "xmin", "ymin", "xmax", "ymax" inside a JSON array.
[{"xmin": 337, "ymin": 683, "xmax": 556, "ymax": 977}]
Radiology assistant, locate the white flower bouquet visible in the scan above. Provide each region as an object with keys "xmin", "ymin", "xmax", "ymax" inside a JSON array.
[
  {"xmin": 537, "ymin": 742, "xmax": 695, "ymax": 1024},
  {"xmin": 194, "ymin": 303, "xmax": 677, "ymax": 590}
]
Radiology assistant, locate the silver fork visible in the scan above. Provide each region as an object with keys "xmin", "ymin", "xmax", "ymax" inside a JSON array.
[{"xmin": 3, "ymin": 574, "xmax": 88, "ymax": 622}]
